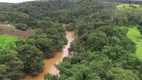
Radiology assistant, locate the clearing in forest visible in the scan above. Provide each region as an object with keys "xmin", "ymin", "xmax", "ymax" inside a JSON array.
[
  {"xmin": 117, "ymin": 4, "xmax": 142, "ymax": 9},
  {"xmin": 122, "ymin": 26, "xmax": 142, "ymax": 59},
  {"xmin": 0, "ymin": 26, "xmax": 30, "ymax": 38}
]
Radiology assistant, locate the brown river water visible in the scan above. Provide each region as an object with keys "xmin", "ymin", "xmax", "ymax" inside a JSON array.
[{"xmin": 21, "ymin": 24, "xmax": 75, "ymax": 80}]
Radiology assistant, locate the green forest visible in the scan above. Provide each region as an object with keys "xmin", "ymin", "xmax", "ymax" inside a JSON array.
[{"xmin": 0, "ymin": 0, "xmax": 142, "ymax": 80}]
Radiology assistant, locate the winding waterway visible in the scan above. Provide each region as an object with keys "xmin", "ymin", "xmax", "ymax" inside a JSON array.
[{"xmin": 22, "ymin": 24, "xmax": 75, "ymax": 80}]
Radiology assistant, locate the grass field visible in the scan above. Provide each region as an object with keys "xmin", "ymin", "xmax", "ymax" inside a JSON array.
[
  {"xmin": 117, "ymin": 4, "xmax": 141, "ymax": 9},
  {"xmin": 121, "ymin": 26, "xmax": 142, "ymax": 59},
  {"xmin": 0, "ymin": 35, "xmax": 19, "ymax": 50}
]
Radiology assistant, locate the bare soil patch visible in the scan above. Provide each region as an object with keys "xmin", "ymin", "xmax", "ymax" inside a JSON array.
[{"xmin": 0, "ymin": 26, "xmax": 30, "ymax": 38}]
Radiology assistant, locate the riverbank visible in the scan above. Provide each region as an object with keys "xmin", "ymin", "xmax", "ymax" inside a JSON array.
[{"xmin": 22, "ymin": 25, "xmax": 75, "ymax": 80}]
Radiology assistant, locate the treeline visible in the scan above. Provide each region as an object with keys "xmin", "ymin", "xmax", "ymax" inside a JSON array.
[
  {"xmin": 114, "ymin": 5, "xmax": 142, "ymax": 26},
  {"xmin": 106, "ymin": 0, "xmax": 142, "ymax": 4},
  {"xmin": 114, "ymin": 4, "xmax": 142, "ymax": 34},
  {"xmin": 65, "ymin": 1, "xmax": 142, "ymax": 33},
  {"xmin": 0, "ymin": 0, "xmax": 142, "ymax": 29},
  {"xmin": 0, "ymin": 21, "xmax": 67, "ymax": 80},
  {"xmin": 0, "ymin": 0, "xmax": 74, "ymax": 30},
  {"xmin": 0, "ymin": 3, "xmax": 13, "ymax": 10}
]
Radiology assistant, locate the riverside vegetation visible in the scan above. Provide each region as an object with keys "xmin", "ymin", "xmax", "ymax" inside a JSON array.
[{"xmin": 0, "ymin": 0, "xmax": 142, "ymax": 80}]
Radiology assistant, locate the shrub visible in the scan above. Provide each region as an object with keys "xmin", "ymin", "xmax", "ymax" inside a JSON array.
[{"xmin": 16, "ymin": 23, "xmax": 28, "ymax": 30}]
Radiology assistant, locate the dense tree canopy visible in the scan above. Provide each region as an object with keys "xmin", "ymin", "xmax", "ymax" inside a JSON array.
[
  {"xmin": 43, "ymin": 0, "xmax": 142, "ymax": 80},
  {"xmin": 14, "ymin": 21, "xmax": 67, "ymax": 76},
  {"xmin": 0, "ymin": 2, "xmax": 67, "ymax": 79},
  {"xmin": 56, "ymin": 25, "xmax": 142, "ymax": 80},
  {"xmin": 0, "ymin": 50, "xmax": 24, "ymax": 80},
  {"xmin": 0, "ymin": 0, "xmax": 142, "ymax": 80},
  {"xmin": 16, "ymin": 44, "xmax": 44, "ymax": 75}
]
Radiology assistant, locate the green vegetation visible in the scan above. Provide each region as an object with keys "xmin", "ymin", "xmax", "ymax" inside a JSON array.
[
  {"xmin": 66, "ymin": 23, "xmax": 76, "ymax": 31},
  {"xmin": 114, "ymin": 4, "xmax": 142, "ymax": 26},
  {"xmin": 0, "ymin": 0, "xmax": 74, "ymax": 29},
  {"xmin": 17, "ymin": 44, "xmax": 44, "ymax": 75},
  {"xmin": 0, "ymin": 50, "xmax": 25, "ymax": 80},
  {"xmin": 15, "ymin": 23, "xmax": 28, "ymax": 30},
  {"xmin": 0, "ymin": 36, "xmax": 25, "ymax": 80},
  {"xmin": 117, "ymin": 4, "xmax": 142, "ymax": 9},
  {"xmin": 4, "ymin": 25, "xmax": 16, "ymax": 30},
  {"xmin": 44, "ymin": 0, "xmax": 142, "ymax": 80},
  {"xmin": 121, "ymin": 26, "xmax": 142, "ymax": 59},
  {"xmin": 0, "ymin": 24, "xmax": 16, "ymax": 30},
  {"xmin": 0, "ymin": 35, "xmax": 18, "ymax": 50},
  {"xmin": 0, "ymin": 0, "xmax": 142, "ymax": 80},
  {"xmin": 0, "ymin": 21, "xmax": 66, "ymax": 79},
  {"xmin": 127, "ymin": 27, "xmax": 142, "ymax": 59},
  {"xmin": 44, "ymin": 73, "xmax": 58, "ymax": 80},
  {"xmin": 0, "ymin": 3, "xmax": 13, "ymax": 10}
]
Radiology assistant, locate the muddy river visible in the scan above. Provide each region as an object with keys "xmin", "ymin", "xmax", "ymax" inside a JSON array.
[{"xmin": 22, "ymin": 24, "xmax": 75, "ymax": 80}]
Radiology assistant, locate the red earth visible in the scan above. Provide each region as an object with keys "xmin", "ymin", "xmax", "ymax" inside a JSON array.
[{"xmin": 0, "ymin": 26, "xmax": 30, "ymax": 38}]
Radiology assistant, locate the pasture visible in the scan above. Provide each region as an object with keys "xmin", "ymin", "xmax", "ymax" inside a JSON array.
[{"xmin": 121, "ymin": 26, "xmax": 142, "ymax": 59}]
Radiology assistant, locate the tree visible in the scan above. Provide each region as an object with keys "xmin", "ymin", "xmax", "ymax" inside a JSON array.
[
  {"xmin": 0, "ymin": 50, "xmax": 25, "ymax": 80},
  {"xmin": 66, "ymin": 23, "xmax": 76, "ymax": 31},
  {"xmin": 37, "ymin": 20, "xmax": 53, "ymax": 29},
  {"xmin": 28, "ymin": 22, "xmax": 66, "ymax": 58},
  {"xmin": 16, "ymin": 23, "xmax": 28, "ymax": 30},
  {"xmin": 87, "ymin": 32, "xmax": 108, "ymax": 51},
  {"xmin": 44, "ymin": 73, "xmax": 58, "ymax": 80},
  {"xmin": 16, "ymin": 44, "xmax": 43, "ymax": 75},
  {"xmin": 107, "ymin": 68, "xmax": 139, "ymax": 80}
]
